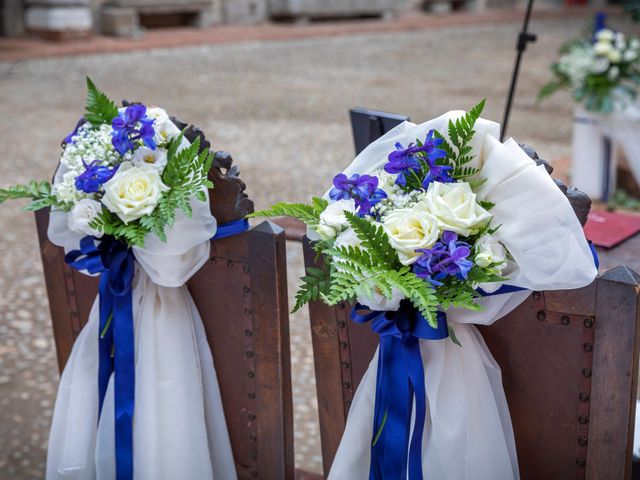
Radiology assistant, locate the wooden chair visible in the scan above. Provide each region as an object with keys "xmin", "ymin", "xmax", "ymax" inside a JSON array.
[
  {"xmin": 35, "ymin": 120, "xmax": 295, "ymax": 480},
  {"xmin": 301, "ymin": 108, "xmax": 640, "ymax": 478},
  {"xmin": 304, "ymin": 239, "xmax": 640, "ymax": 478}
]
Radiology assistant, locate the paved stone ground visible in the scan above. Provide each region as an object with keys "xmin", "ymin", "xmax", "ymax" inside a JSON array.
[{"xmin": 0, "ymin": 13, "xmax": 638, "ymax": 479}]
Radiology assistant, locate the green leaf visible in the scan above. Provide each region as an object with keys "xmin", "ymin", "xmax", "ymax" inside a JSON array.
[
  {"xmin": 371, "ymin": 409, "xmax": 388, "ymax": 447},
  {"xmin": 0, "ymin": 180, "xmax": 61, "ymax": 211},
  {"xmin": 293, "ymin": 266, "xmax": 331, "ymax": 312},
  {"xmin": 249, "ymin": 197, "xmax": 328, "ymax": 229},
  {"xmin": 433, "ymin": 99, "xmax": 485, "ymax": 181},
  {"xmin": 448, "ymin": 324, "xmax": 462, "ymax": 347},
  {"xmin": 344, "ymin": 211, "xmax": 399, "ymax": 268},
  {"xmin": 478, "ymin": 200, "xmax": 495, "ymax": 211},
  {"xmin": 84, "ymin": 77, "xmax": 119, "ymax": 127}
]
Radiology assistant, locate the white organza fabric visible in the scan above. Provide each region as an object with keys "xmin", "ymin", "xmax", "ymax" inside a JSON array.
[
  {"xmin": 45, "ymin": 193, "xmax": 237, "ymax": 479},
  {"xmin": 327, "ymin": 112, "xmax": 598, "ymax": 480}
]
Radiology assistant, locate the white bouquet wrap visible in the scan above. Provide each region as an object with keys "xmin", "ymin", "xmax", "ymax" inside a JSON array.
[{"xmin": 327, "ymin": 111, "xmax": 597, "ymax": 480}]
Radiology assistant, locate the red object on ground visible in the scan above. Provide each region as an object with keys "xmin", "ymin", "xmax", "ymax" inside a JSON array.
[{"xmin": 584, "ymin": 210, "xmax": 640, "ymax": 248}]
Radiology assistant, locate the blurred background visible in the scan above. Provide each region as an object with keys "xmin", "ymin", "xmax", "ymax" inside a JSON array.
[{"xmin": 1, "ymin": 1, "xmax": 639, "ymax": 479}]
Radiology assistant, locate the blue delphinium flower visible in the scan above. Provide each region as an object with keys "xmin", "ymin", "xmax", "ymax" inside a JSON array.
[
  {"xmin": 111, "ymin": 104, "xmax": 156, "ymax": 155},
  {"xmin": 413, "ymin": 231, "xmax": 473, "ymax": 286},
  {"xmin": 75, "ymin": 160, "xmax": 119, "ymax": 194},
  {"xmin": 420, "ymin": 130, "xmax": 453, "ymax": 187},
  {"xmin": 63, "ymin": 117, "xmax": 86, "ymax": 145},
  {"xmin": 385, "ymin": 142, "xmax": 423, "ymax": 187},
  {"xmin": 384, "ymin": 130, "xmax": 448, "ymax": 187},
  {"xmin": 329, "ymin": 173, "xmax": 387, "ymax": 215}
]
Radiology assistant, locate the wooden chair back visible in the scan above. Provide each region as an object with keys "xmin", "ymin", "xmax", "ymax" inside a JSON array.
[
  {"xmin": 303, "ymin": 237, "xmax": 640, "ymax": 479},
  {"xmin": 35, "ymin": 120, "xmax": 294, "ymax": 480}
]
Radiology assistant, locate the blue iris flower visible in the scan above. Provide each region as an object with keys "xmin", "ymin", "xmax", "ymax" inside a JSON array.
[
  {"xmin": 329, "ymin": 173, "xmax": 387, "ymax": 216},
  {"xmin": 111, "ymin": 104, "xmax": 156, "ymax": 155},
  {"xmin": 384, "ymin": 129, "xmax": 449, "ymax": 187},
  {"xmin": 413, "ymin": 231, "xmax": 473, "ymax": 286},
  {"xmin": 75, "ymin": 160, "xmax": 120, "ymax": 193}
]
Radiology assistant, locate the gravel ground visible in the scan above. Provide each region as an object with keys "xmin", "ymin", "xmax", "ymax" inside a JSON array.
[{"xmin": 0, "ymin": 14, "xmax": 637, "ymax": 479}]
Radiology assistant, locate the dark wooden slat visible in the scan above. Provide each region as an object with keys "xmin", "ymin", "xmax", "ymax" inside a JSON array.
[
  {"xmin": 303, "ymin": 237, "xmax": 377, "ymax": 476},
  {"xmin": 586, "ymin": 266, "xmax": 640, "ymax": 480}
]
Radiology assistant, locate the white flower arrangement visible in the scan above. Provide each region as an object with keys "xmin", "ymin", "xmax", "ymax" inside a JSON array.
[
  {"xmin": 0, "ymin": 78, "xmax": 214, "ymax": 247},
  {"xmin": 540, "ymin": 24, "xmax": 640, "ymax": 113},
  {"xmin": 252, "ymin": 100, "xmax": 510, "ymax": 326}
]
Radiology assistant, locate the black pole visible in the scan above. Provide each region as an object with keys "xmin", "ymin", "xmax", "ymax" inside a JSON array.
[{"xmin": 501, "ymin": 0, "xmax": 537, "ymax": 141}]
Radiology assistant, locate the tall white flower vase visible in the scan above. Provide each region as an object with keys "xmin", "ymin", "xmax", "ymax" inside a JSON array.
[{"xmin": 571, "ymin": 106, "xmax": 618, "ymax": 201}]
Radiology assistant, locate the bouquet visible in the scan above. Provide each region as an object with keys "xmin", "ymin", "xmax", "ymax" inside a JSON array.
[
  {"xmin": 253, "ymin": 101, "xmax": 598, "ymax": 479},
  {"xmin": 0, "ymin": 79, "xmax": 237, "ymax": 480},
  {"xmin": 539, "ymin": 22, "xmax": 640, "ymax": 113},
  {"xmin": 254, "ymin": 100, "xmax": 507, "ymax": 336},
  {"xmin": 0, "ymin": 77, "xmax": 213, "ymax": 247}
]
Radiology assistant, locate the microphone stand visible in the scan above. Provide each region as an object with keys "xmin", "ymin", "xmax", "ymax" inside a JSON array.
[{"xmin": 501, "ymin": 0, "xmax": 537, "ymax": 141}]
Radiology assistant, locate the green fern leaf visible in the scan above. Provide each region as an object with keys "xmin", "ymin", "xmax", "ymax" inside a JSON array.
[{"xmin": 85, "ymin": 77, "xmax": 119, "ymax": 127}]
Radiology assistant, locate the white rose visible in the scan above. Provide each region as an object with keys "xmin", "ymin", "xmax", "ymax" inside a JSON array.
[
  {"xmin": 382, "ymin": 207, "xmax": 439, "ymax": 266},
  {"xmin": 623, "ymin": 49, "xmax": 638, "ymax": 62},
  {"xmin": 146, "ymin": 107, "xmax": 169, "ymax": 124},
  {"xmin": 101, "ymin": 162, "xmax": 169, "ymax": 224},
  {"xmin": 68, "ymin": 198, "xmax": 104, "ymax": 237},
  {"xmin": 332, "ymin": 228, "xmax": 363, "ymax": 273},
  {"xmin": 608, "ymin": 66, "xmax": 620, "ymax": 81},
  {"xmin": 594, "ymin": 41, "xmax": 612, "ymax": 56},
  {"xmin": 132, "ymin": 146, "xmax": 168, "ymax": 171},
  {"xmin": 359, "ymin": 285, "xmax": 404, "ymax": 312},
  {"xmin": 154, "ymin": 119, "xmax": 181, "ymax": 145},
  {"xmin": 334, "ymin": 227, "xmax": 361, "ymax": 250},
  {"xmin": 423, "ymin": 181, "xmax": 491, "ymax": 237},
  {"xmin": 608, "ymin": 49, "xmax": 622, "ymax": 64},
  {"xmin": 595, "ymin": 29, "xmax": 614, "ymax": 42},
  {"xmin": 474, "ymin": 234, "xmax": 507, "ymax": 269},
  {"xmin": 315, "ymin": 199, "xmax": 357, "ymax": 240}
]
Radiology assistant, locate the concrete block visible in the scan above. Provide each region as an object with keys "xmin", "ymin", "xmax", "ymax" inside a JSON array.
[
  {"xmin": 101, "ymin": 6, "xmax": 140, "ymax": 36},
  {"xmin": 223, "ymin": 0, "xmax": 267, "ymax": 24},
  {"xmin": 26, "ymin": 5, "xmax": 93, "ymax": 35}
]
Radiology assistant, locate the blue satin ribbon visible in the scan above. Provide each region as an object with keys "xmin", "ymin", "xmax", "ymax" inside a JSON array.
[
  {"xmin": 212, "ymin": 218, "xmax": 250, "ymax": 240},
  {"xmin": 352, "ymin": 301, "xmax": 448, "ymax": 480},
  {"xmin": 66, "ymin": 236, "xmax": 135, "ymax": 480},
  {"xmin": 358, "ymin": 241, "xmax": 600, "ymax": 479},
  {"xmin": 64, "ymin": 218, "xmax": 249, "ymax": 480}
]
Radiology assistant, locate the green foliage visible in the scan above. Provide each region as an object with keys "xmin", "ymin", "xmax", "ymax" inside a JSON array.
[
  {"xmin": 91, "ymin": 135, "xmax": 214, "ymax": 246},
  {"xmin": 293, "ymin": 267, "xmax": 331, "ymax": 313},
  {"xmin": 478, "ymin": 200, "xmax": 495, "ymax": 211},
  {"xmin": 624, "ymin": 0, "xmax": 640, "ymax": 22},
  {"xmin": 434, "ymin": 99, "xmax": 485, "ymax": 180},
  {"xmin": 308, "ymin": 213, "xmax": 441, "ymax": 326},
  {"xmin": 91, "ymin": 209, "xmax": 150, "ymax": 247},
  {"xmin": 84, "ymin": 77, "xmax": 119, "ymax": 127},
  {"xmin": 343, "ymin": 211, "xmax": 398, "ymax": 267},
  {"xmin": 249, "ymin": 197, "xmax": 328, "ymax": 229},
  {"xmin": 0, "ymin": 180, "xmax": 62, "ymax": 211}
]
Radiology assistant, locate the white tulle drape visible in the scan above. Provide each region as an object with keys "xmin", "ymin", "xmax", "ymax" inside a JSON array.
[
  {"xmin": 328, "ymin": 112, "xmax": 598, "ymax": 480},
  {"xmin": 45, "ymin": 191, "xmax": 237, "ymax": 479}
]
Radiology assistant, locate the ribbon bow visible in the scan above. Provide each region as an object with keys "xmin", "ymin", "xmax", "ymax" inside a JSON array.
[
  {"xmin": 63, "ymin": 218, "xmax": 249, "ymax": 480},
  {"xmin": 66, "ymin": 235, "xmax": 136, "ymax": 480},
  {"xmin": 352, "ymin": 301, "xmax": 448, "ymax": 480}
]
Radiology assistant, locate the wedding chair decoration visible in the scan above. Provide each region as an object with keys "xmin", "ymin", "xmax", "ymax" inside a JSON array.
[
  {"xmin": 252, "ymin": 101, "xmax": 599, "ymax": 479},
  {"xmin": 539, "ymin": 14, "xmax": 640, "ymax": 200},
  {"xmin": 0, "ymin": 79, "xmax": 293, "ymax": 480}
]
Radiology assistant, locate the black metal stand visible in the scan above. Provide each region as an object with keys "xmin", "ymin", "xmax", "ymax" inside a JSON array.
[{"xmin": 501, "ymin": 0, "xmax": 537, "ymax": 141}]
